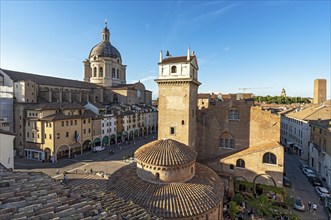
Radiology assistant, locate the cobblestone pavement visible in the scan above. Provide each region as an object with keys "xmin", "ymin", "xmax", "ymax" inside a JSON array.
[{"xmin": 14, "ymin": 134, "xmax": 157, "ymax": 186}]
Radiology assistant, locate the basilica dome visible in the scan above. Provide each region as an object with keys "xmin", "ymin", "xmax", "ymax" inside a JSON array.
[{"xmin": 89, "ymin": 26, "xmax": 122, "ymax": 61}]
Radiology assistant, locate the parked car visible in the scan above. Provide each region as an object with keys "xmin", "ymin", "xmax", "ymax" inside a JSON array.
[
  {"xmin": 303, "ymin": 168, "xmax": 315, "ymax": 176},
  {"xmin": 283, "ymin": 176, "xmax": 292, "ymax": 187},
  {"xmin": 315, "ymin": 186, "xmax": 331, "ymax": 198},
  {"xmin": 308, "ymin": 176, "xmax": 323, "ymax": 187},
  {"xmin": 294, "ymin": 197, "xmax": 305, "ymax": 211},
  {"xmin": 92, "ymin": 146, "xmax": 105, "ymax": 152},
  {"xmin": 299, "ymin": 164, "xmax": 310, "ymax": 170}
]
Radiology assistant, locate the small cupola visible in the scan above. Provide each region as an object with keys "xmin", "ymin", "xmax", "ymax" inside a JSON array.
[{"xmin": 102, "ymin": 20, "xmax": 110, "ymax": 42}]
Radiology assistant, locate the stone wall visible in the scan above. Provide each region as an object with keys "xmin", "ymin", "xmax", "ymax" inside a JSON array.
[
  {"xmin": 196, "ymin": 99, "xmax": 252, "ymax": 160},
  {"xmin": 249, "ymin": 106, "xmax": 280, "ymax": 147}
]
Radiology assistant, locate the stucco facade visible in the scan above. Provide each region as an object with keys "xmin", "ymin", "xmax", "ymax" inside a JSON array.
[
  {"xmin": 0, "ymin": 130, "xmax": 15, "ymax": 169},
  {"xmin": 219, "ymin": 142, "xmax": 284, "ymax": 187}
]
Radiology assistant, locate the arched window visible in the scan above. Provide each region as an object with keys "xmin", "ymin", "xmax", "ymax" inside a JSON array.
[
  {"xmin": 93, "ymin": 67, "xmax": 97, "ymax": 77},
  {"xmin": 112, "ymin": 68, "xmax": 115, "ymax": 78},
  {"xmin": 236, "ymin": 159, "xmax": 245, "ymax": 168},
  {"xmin": 113, "ymin": 94, "xmax": 119, "ymax": 103},
  {"xmin": 191, "ymin": 167, "xmax": 194, "ymax": 174},
  {"xmin": 263, "ymin": 152, "xmax": 277, "ymax": 164},
  {"xmin": 99, "ymin": 67, "xmax": 103, "ymax": 77},
  {"xmin": 117, "ymin": 69, "xmax": 119, "ymax": 78},
  {"xmin": 155, "ymin": 172, "xmax": 160, "ymax": 179},
  {"xmin": 229, "ymin": 108, "xmax": 239, "ymax": 120},
  {"xmin": 171, "ymin": 66, "xmax": 177, "ymax": 73},
  {"xmin": 219, "ymin": 132, "xmax": 235, "ymax": 148}
]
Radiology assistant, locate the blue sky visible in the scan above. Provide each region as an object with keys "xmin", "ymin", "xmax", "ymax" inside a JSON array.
[{"xmin": 1, "ymin": 1, "xmax": 330, "ymax": 99}]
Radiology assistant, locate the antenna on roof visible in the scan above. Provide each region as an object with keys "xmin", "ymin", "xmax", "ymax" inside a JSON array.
[{"xmin": 104, "ymin": 19, "xmax": 107, "ymax": 27}]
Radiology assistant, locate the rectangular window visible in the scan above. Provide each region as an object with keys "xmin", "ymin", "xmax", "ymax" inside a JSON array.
[
  {"xmin": 66, "ymin": 121, "xmax": 69, "ymax": 126},
  {"xmin": 102, "ymin": 130, "xmax": 105, "ymax": 134},
  {"xmin": 62, "ymin": 121, "xmax": 64, "ymax": 127},
  {"xmin": 83, "ymin": 119, "xmax": 86, "ymax": 124},
  {"xmin": 57, "ymin": 133, "xmax": 60, "ymax": 139},
  {"xmin": 75, "ymin": 120, "xmax": 77, "ymax": 125},
  {"xmin": 32, "ymin": 133, "xmax": 34, "ymax": 138},
  {"xmin": 49, "ymin": 134, "xmax": 52, "ymax": 139},
  {"xmin": 27, "ymin": 132, "xmax": 30, "ymax": 138},
  {"xmin": 230, "ymin": 164, "xmax": 234, "ymax": 170},
  {"xmin": 170, "ymin": 127, "xmax": 175, "ymax": 135},
  {"xmin": 66, "ymin": 132, "xmax": 69, "ymax": 137},
  {"xmin": 88, "ymin": 119, "xmax": 91, "ymax": 123},
  {"xmin": 88, "ymin": 128, "xmax": 91, "ymax": 133},
  {"xmin": 182, "ymin": 120, "xmax": 185, "ymax": 125},
  {"xmin": 44, "ymin": 134, "xmax": 46, "ymax": 139},
  {"xmin": 70, "ymin": 120, "xmax": 73, "ymax": 126},
  {"xmin": 84, "ymin": 129, "xmax": 86, "ymax": 134}
]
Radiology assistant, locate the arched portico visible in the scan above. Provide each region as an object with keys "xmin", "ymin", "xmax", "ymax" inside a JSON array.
[
  {"xmin": 102, "ymin": 136, "xmax": 109, "ymax": 146},
  {"xmin": 123, "ymin": 131, "xmax": 128, "ymax": 141},
  {"xmin": 117, "ymin": 132, "xmax": 122, "ymax": 143},
  {"xmin": 56, "ymin": 145, "xmax": 70, "ymax": 159},
  {"xmin": 110, "ymin": 134, "xmax": 116, "ymax": 144},
  {"xmin": 253, "ymin": 174, "xmax": 276, "ymax": 187},
  {"xmin": 129, "ymin": 131, "xmax": 133, "ymax": 140},
  {"xmin": 93, "ymin": 137, "xmax": 101, "ymax": 146},
  {"xmin": 44, "ymin": 147, "xmax": 52, "ymax": 161},
  {"xmin": 82, "ymin": 140, "xmax": 92, "ymax": 152}
]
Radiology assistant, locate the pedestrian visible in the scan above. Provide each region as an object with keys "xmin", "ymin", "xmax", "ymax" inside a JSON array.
[
  {"xmin": 90, "ymin": 168, "xmax": 93, "ymax": 174},
  {"xmin": 308, "ymin": 201, "xmax": 311, "ymax": 212},
  {"xmin": 84, "ymin": 168, "xmax": 86, "ymax": 173},
  {"xmin": 312, "ymin": 202, "xmax": 317, "ymax": 214},
  {"xmin": 56, "ymin": 169, "xmax": 59, "ymax": 175},
  {"xmin": 63, "ymin": 174, "xmax": 68, "ymax": 183}
]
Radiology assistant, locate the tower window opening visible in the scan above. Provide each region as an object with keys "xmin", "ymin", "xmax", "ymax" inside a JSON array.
[
  {"xmin": 182, "ymin": 120, "xmax": 185, "ymax": 125},
  {"xmin": 171, "ymin": 66, "xmax": 177, "ymax": 73},
  {"xmin": 170, "ymin": 127, "xmax": 175, "ymax": 135}
]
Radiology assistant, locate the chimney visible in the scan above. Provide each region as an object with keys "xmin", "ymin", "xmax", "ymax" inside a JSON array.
[{"xmin": 159, "ymin": 50, "xmax": 163, "ymax": 63}]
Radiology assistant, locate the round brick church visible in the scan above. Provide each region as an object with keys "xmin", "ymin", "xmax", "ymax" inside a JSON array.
[{"xmin": 109, "ymin": 139, "xmax": 224, "ymax": 219}]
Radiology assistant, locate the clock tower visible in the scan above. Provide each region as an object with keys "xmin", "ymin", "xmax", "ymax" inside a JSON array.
[{"xmin": 155, "ymin": 48, "xmax": 200, "ymax": 151}]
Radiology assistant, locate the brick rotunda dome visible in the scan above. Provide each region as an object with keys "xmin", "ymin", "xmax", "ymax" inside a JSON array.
[{"xmin": 108, "ymin": 139, "xmax": 224, "ymax": 219}]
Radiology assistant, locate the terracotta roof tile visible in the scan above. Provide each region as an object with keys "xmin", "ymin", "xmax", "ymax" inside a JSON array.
[
  {"xmin": 109, "ymin": 163, "xmax": 223, "ymax": 219},
  {"xmin": 1, "ymin": 69, "xmax": 98, "ymax": 89},
  {"xmin": 160, "ymin": 56, "xmax": 195, "ymax": 64},
  {"xmin": 135, "ymin": 139, "xmax": 197, "ymax": 166}
]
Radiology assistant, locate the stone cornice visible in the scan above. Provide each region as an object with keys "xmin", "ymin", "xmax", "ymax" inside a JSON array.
[{"xmin": 155, "ymin": 78, "xmax": 201, "ymax": 86}]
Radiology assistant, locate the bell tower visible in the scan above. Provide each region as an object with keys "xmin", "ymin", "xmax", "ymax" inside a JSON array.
[{"xmin": 155, "ymin": 48, "xmax": 200, "ymax": 151}]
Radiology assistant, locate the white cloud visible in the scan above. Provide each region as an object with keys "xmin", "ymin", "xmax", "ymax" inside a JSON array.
[{"xmin": 193, "ymin": 4, "xmax": 237, "ymax": 22}]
